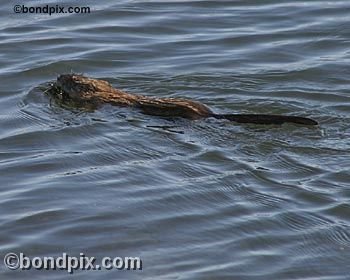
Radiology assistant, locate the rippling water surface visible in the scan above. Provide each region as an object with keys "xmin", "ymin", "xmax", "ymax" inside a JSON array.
[{"xmin": 1, "ymin": 1, "xmax": 350, "ymax": 279}]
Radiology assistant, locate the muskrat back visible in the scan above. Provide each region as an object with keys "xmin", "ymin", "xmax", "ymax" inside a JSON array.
[
  {"xmin": 55, "ymin": 74, "xmax": 214, "ymax": 119},
  {"xmin": 51, "ymin": 74, "xmax": 318, "ymax": 125}
]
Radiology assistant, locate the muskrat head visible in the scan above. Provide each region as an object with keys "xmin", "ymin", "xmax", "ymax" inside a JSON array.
[
  {"xmin": 56, "ymin": 74, "xmax": 99, "ymax": 100},
  {"xmin": 57, "ymin": 74, "xmax": 115, "ymax": 99}
]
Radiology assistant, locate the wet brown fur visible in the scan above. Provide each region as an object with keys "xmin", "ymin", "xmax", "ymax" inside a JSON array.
[{"xmin": 52, "ymin": 74, "xmax": 318, "ymax": 125}]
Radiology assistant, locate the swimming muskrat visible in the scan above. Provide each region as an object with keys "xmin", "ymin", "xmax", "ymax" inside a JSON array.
[{"xmin": 49, "ymin": 74, "xmax": 318, "ymax": 126}]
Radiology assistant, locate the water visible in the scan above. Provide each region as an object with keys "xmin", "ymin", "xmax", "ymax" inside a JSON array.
[{"xmin": 0, "ymin": 0, "xmax": 349, "ymax": 279}]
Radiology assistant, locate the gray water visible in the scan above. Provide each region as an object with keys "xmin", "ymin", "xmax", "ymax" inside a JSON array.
[{"xmin": 1, "ymin": 0, "xmax": 350, "ymax": 279}]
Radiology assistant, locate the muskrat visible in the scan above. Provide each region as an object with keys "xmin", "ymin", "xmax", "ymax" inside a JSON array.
[{"xmin": 49, "ymin": 74, "xmax": 318, "ymax": 126}]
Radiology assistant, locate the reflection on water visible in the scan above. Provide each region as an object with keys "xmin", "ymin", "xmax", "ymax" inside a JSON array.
[{"xmin": 0, "ymin": 0, "xmax": 349, "ymax": 279}]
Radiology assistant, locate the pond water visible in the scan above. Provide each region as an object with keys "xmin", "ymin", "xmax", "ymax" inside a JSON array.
[{"xmin": 0, "ymin": 0, "xmax": 349, "ymax": 279}]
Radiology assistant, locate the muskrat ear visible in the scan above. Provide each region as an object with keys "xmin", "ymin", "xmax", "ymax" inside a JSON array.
[{"xmin": 57, "ymin": 73, "xmax": 74, "ymax": 81}]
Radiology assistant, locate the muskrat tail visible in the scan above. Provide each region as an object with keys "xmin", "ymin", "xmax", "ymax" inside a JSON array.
[{"xmin": 212, "ymin": 114, "xmax": 318, "ymax": 126}]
